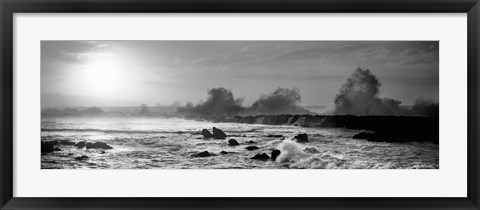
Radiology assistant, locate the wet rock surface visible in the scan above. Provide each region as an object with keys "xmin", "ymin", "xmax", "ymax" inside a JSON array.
[
  {"xmin": 201, "ymin": 129, "xmax": 214, "ymax": 138},
  {"xmin": 75, "ymin": 141, "xmax": 86, "ymax": 149},
  {"xmin": 74, "ymin": 155, "xmax": 89, "ymax": 161},
  {"xmin": 251, "ymin": 153, "xmax": 270, "ymax": 161},
  {"xmin": 191, "ymin": 151, "xmax": 211, "ymax": 157},
  {"xmin": 271, "ymin": 149, "xmax": 281, "ymax": 161},
  {"xmin": 294, "ymin": 133, "xmax": 309, "ymax": 143},
  {"xmin": 228, "ymin": 139, "xmax": 240, "ymax": 146},
  {"xmin": 41, "ymin": 141, "xmax": 55, "ymax": 153},
  {"xmin": 86, "ymin": 142, "xmax": 113, "ymax": 150},
  {"xmin": 212, "ymin": 127, "xmax": 227, "ymax": 139},
  {"xmin": 245, "ymin": 146, "xmax": 260, "ymax": 151}
]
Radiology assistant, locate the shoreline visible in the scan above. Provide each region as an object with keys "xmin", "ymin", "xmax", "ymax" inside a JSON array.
[{"xmin": 212, "ymin": 114, "xmax": 439, "ymax": 144}]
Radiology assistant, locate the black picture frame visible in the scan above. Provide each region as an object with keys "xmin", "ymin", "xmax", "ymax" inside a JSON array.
[{"xmin": 1, "ymin": 0, "xmax": 479, "ymax": 209}]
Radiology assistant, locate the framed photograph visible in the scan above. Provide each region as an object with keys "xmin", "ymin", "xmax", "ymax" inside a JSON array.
[{"xmin": 1, "ymin": 0, "xmax": 479, "ymax": 209}]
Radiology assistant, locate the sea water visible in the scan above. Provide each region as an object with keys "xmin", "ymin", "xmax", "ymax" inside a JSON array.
[{"xmin": 41, "ymin": 117, "xmax": 439, "ymax": 169}]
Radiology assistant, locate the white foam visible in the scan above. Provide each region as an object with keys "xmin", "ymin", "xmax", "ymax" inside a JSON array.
[{"xmin": 275, "ymin": 139, "xmax": 308, "ymax": 163}]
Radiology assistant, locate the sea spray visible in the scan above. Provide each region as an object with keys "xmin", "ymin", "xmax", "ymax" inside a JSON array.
[
  {"xmin": 268, "ymin": 140, "xmax": 283, "ymax": 148},
  {"xmin": 275, "ymin": 139, "xmax": 308, "ymax": 163},
  {"xmin": 333, "ymin": 67, "xmax": 438, "ymax": 117},
  {"xmin": 275, "ymin": 139, "xmax": 351, "ymax": 169},
  {"xmin": 243, "ymin": 87, "xmax": 312, "ymax": 115}
]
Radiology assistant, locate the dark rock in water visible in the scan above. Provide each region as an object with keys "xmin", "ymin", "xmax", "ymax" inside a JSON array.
[
  {"xmin": 251, "ymin": 153, "xmax": 270, "ymax": 161},
  {"xmin": 75, "ymin": 141, "xmax": 86, "ymax": 149},
  {"xmin": 303, "ymin": 147, "xmax": 319, "ymax": 153},
  {"xmin": 294, "ymin": 133, "xmax": 309, "ymax": 143},
  {"xmin": 41, "ymin": 141, "xmax": 55, "ymax": 153},
  {"xmin": 246, "ymin": 140, "xmax": 256, "ymax": 144},
  {"xmin": 212, "ymin": 127, "xmax": 227, "ymax": 139},
  {"xmin": 245, "ymin": 146, "xmax": 259, "ymax": 151},
  {"xmin": 220, "ymin": 151, "xmax": 229, "ymax": 155},
  {"xmin": 191, "ymin": 151, "xmax": 211, "ymax": 157},
  {"xmin": 100, "ymin": 151, "xmax": 106, "ymax": 154},
  {"xmin": 46, "ymin": 140, "xmax": 75, "ymax": 146},
  {"xmin": 201, "ymin": 129, "xmax": 214, "ymax": 138},
  {"xmin": 44, "ymin": 140, "xmax": 59, "ymax": 146},
  {"xmin": 267, "ymin": 134, "xmax": 283, "ymax": 138},
  {"xmin": 352, "ymin": 132, "xmax": 376, "ymax": 140},
  {"xmin": 74, "ymin": 155, "xmax": 89, "ymax": 161},
  {"xmin": 53, "ymin": 147, "xmax": 61, "ymax": 152},
  {"xmin": 159, "ymin": 136, "xmax": 166, "ymax": 138},
  {"xmin": 86, "ymin": 142, "xmax": 113, "ymax": 150},
  {"xmin": 58, "ymin": 140, "xmax": 76, "ymax": 146},
  {"xmin": 228, "ymin": 139, "xmax": 240, "ymax": 146},
  {"xmin": 351, "ymin": 131, "xmax": 427, "ymax": 143},
  {"xmin": 271, "ymin": 149, "xmax": 281, "ymax": 161}
]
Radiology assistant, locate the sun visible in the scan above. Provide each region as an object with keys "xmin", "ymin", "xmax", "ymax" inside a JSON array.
[{"xmin": 79, "ymin": 57, "xmax": 124, "ymax": 97}]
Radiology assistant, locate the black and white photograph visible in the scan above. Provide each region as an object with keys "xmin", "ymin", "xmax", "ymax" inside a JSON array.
[{"xmin": 41, "ymin": 41, "xmax": 439, "ymax": 169}]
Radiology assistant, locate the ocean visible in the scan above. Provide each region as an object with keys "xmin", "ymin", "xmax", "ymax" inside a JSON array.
[{"xmin": 41, "ymin": 117, "xmax": 439, "ymax": 169}]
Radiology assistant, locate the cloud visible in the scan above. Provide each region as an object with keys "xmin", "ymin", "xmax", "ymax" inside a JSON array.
[
  {"xmin": 229, "ymin": 73, "xmax": 344, "ymax": 82},
  {"xmin": 186, "ymin": 41, "xmax": 439, "ymax": 70},
  {"xmin": 382, "ymin": 76, "xmax": 439, "ymax": 85},
  {"xmin": 386, "ymin": 42, "xmax": 439, "ymax": 66},
  {"xmin": 41, "ymin": 41, "xmax": 110, "ymax": 65}
]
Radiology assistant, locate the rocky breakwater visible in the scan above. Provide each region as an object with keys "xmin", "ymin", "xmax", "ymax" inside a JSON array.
[{"xmin": 217, "ymin": 115, "xmax": 439, "ymax": 144}]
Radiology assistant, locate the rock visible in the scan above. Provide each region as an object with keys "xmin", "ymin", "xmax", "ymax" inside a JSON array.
[
  {"xmin": 74, "ymin": 155, "xmax": 89, "ymax": 161},
  {"xmin": 44, "ymin": 140, "xmax": 59, "ymax": 145},
  {"xmin": 86, "ymin": 142, "xmax": 113, "ymax": 150},
  {"xmin": 201, "ymin": 129, "xmax": 214, "ymax": 138},
  {"xmin": 100, "ymin": 151, "xmax": 106, "ymax": 154},
  {"xmin": 352, "ymin": 132, "xmax": 376, "ymax": 140},
  {"xmin": 228, "ymin": 139, "xmax": 240, "ymax": 146},
  {"xmin": 75, "ymin": 141, "xmax": 86, "ymax": 149},
  {"xmin": 58, "ymin": 140, "xmax": 75, "ymax": 146},
  {"xmin": 246, "ymin": 140, "xmax": 256, "ymax": 144},
  {"xmin": 271, "ymin": 149, "xmax": 281, "ymax": 161},
  {"xmin": 212, "ymin": 127, "xmax": 227, "ymax": 139},
  {"xmin": 53, "ymin": 147, "xmax": 61, "ymax": 152},
  {"xmin": 267, "ymin": 134, "xmax": 283, "ymax": 138},
  {"xmin": 245, "ymin": 146, "xmax": 259, "ymax": 151},
  {"xmin": 41, "ymin": 141, "xmax": 55, "ymax": 153},
  {"xmin": 294, "ymin": 133, "xmax": 309, "ymax": 143},
  {"xmin": 292, "ymin": 117, "xmax": 306, "ymax": 126},
  {"xmin": 303, "ymin": 147, "xmax": 319, "ymax": 153},
  {"xmin": 191, "ymin": 151, "xmax": 211, "ymax": 157},
  {"xmin": 251, "ymin": 153, "xmax": 270, "ymax": 161},
  {"xmin": 220, "ymin": 151, "xmax": 229, "ymax": 155}
]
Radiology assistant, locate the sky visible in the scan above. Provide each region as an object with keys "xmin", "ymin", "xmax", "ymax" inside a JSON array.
[{"xmin": 41, "ymin": 41, "xmax": 439, "ymax": 107}]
